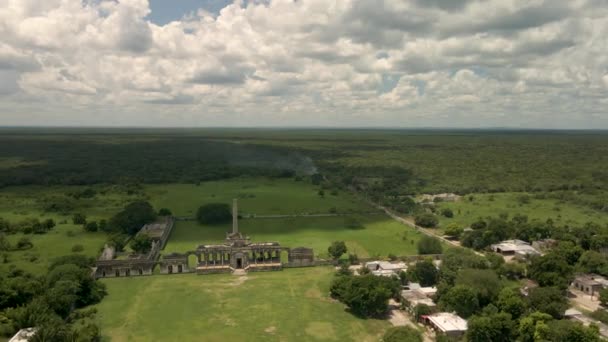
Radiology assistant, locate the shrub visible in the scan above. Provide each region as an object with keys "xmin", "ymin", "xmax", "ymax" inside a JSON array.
[
  {"xmin": 158, "ymin": 208, "xmax": 172, "ymax": 216},
  {"xmin": 16, "ymin": 237, "xmax": 33, "ymax": 250},
  {"xmin": 441, "ymin": 208, "xmax": 454, "ymax": 218},
  {"xmin": 84, "ymin": 221, "xmax": 98, "ymax": 232},
  {"xmin": 196, "ymin": 203, "xmax": 232, "ymax": 225},
  {"xmin": 72, "ymin": 213, "xmax": 87, "ymax": 225},
  {"xmin": 414, "ymin": 213, "xmax": 439, "ymax": 228},
  {"xmin": 71, "ymin": 244, "xmax": 84, "ymax": 253}
]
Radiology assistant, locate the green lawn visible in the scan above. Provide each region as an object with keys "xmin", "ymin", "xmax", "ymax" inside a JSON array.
[
  {"xmin": 434, "ymin": 192, "xmax": 608, "ymax": 232},
  {"xmin": 164, "ymin": 215, "xmax": 424, "ymax": 259},
  {"xmin": 146, "ymin": 178, "xmax": 371, "ymax": 217},
  {"xmin": 94, "ymin": 267, "xmax": 389, "ymax": 342}
]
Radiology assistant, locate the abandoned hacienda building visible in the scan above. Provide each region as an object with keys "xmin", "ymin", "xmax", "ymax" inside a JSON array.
[{"xmin": 94, "ymin": 199, "xmax": 314, "ymax": 278}]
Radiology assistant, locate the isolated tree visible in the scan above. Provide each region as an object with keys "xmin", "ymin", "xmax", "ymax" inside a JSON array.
[
  {"xmin": 328, "ymin": 241, "xmax": 347, "ymax": 260},
  {"xmin": 110, "ymin": 201, "xmax": 156, "ymax": 235},
  {"xmin": 383, "ymin": 326, "xmax": 423, "ymax": 342},
  {"xmin": 72, "ymin": 213, "xmax": 87, "ymax": 225},
  {"xmin": 417, "ymin": 235, "xmax": 443, "ymax": 255},
  {"xmin": 196, "ymin": 203, "xmax": 231, "ymax": 225},
  {"xmin": 130, "ymin": 235, "xmax": 152, "ymax": 254},
  {"xmin": 414, "ymin": 213, "xmax": 439, "ymax": 228},
  {"xmin": 338, "ymin": 274, "xmax": 398, "ymax": 317}
]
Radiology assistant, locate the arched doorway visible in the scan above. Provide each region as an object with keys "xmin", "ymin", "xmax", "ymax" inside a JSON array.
[
  {"xmin": 168, "ymin": 265, "xmax": 173, "ymax": 274},
  {"xmin": 178, "ymin": 264, "xmax": 183, "ymax": 273}
]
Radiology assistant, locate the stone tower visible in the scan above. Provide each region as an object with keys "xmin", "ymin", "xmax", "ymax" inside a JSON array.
[{"xmin": 232, "ymin": 198, "xmax": 238, "ymax": 234}]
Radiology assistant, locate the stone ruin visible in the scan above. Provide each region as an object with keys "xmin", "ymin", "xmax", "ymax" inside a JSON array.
[{"xmin": 95, "ymin": 199, "xmax": 315, "ymax": 278}]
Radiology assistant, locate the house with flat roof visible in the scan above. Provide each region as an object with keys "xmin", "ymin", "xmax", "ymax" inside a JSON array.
[
  {"xmin": 571, "ymin": 274, "xmax": 608, "ymax": 296},
  {"xmin": 365, "ymin": 261, "xmax": 407, "ymax": 277},
  {"xmin": 422, "ymin": 312, "xmax": 468, "ymax": 337},
  {"xmin": 490, "ymin": 239, "xmax": 540, "ymax": 258}
]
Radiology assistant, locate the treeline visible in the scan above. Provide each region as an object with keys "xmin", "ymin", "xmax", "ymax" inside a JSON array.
[
  {"xmin": 0, "ymin": 255, "xmax": 106, "ymax": 341},
  {"xmin": 0, "ymin": 136, "xmax": 308, "ymax": 187}
]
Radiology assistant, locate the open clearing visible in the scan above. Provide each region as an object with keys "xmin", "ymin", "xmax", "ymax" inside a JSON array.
[
  {"xmin": 146, "ymin": 178, "xmax": 371, "ymax": 217},
  {"xmin": 94, "ymin": 267, "xmax": 389, "ymax": 342},
  {"xmin": 434, "ymin": 192, "xmax": 608, "ymax": 231}
]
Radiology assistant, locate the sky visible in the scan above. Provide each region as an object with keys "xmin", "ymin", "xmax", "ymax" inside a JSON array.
[{"xmin": 0, "ymin": 0, "xmax": 607, "ymax": 128}]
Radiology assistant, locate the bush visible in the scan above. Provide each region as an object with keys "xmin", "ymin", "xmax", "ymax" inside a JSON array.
[
  {"xmin": 444, "ymin": 223, "xmax": 464, "ymax": 238},
  {"xmin": 441, "ymin": 208, "xmax": 454, "ymax": 218},
  {"xmin": 158, "ymin": 208, "xmax": 172, "ymax": 216},
  {"xmin": 84, "ymin": 221, "xmax": 98, "ymax": 232},
  {"xmin": 71, "ymin": 244, "xmax": 84, "ymax": 253},
  {"xmin": 16, "ymin": 237, "xmax": 33, "ymax": 250},
  {"xmin": 417, "ymin": 235, "xmax": 443, "ymax": 255},
  {"xmin": 196, "ymin": 203, "xmax": 232, "ymax": 225},
  {"xmin": 72, "ymin": 213, "xmax": 87, "ymax": 225},
  {"xmin": 414, "ymin": 213, "xmax": 439, "ymax": 228}
]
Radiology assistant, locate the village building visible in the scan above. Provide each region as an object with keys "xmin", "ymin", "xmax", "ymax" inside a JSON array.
[
  {"xmin": 571, "ymin": 274, "xmax": 608, "ymax": 296},
  {"xmin": 422, "ymin": 312, "xmax": 468, "ymax": 338},
  {"xmin": 193, "ymin": 199, "xmax": 288, "ymax": 274},
  {"xmin": 365, "ymin": 261, "xmax": 407, "ymax": 277},
  {"xmin": 95, "ymin": 200, "xmax": 314, "ymax": 277},
  {"xmin": 401, "ymin": 283, "xmax": 437, "ymax": 312},
  {"xmin": 95, "ymin": 216, "xmax": 174, "ymax": 278},
  {"xmin": 490, "ymin": 239, "xmax": 540, "ymax": 259}
]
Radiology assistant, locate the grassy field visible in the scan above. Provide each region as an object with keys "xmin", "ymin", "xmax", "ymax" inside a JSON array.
[
  {"xmin": 94, "ymin": 267, "xmax": 389, "ymax": 342},
  {"xmin": 2, "ymin": 224, "xmax": 107, "ymax": 273},
  {"xmin": 0, "ymin": 178, "xmax": 376, "ymax": 272},
  {"xmin": 434, "ymin": 192, "xmax": 608, "ymax": 231},
  {"xmin": 164, "ymin": 215, "xmax": 424, "ymax": 259},
  {"xmin": 146, "ymin": 178, "xmax": 370, "ymax": 217}
]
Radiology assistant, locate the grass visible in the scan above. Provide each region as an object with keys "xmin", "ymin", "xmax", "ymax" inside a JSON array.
[
  {"xmin": 434, "ymin": 192, "xmax": 608, "ymax": 232},
  {"xmin": 145, "ymin": 178, "xmax": 370, "ymax": 217},
  {"xmin": 1, "ymin": 224, "xmax": 107, "ymax": 273},
  {"xmin": 164, "ymin": 215, "xmax": 424, "ymax": 259},
  {"xmin": 94, "ymin": 267, "xmax": 390, "ymax": 342}
]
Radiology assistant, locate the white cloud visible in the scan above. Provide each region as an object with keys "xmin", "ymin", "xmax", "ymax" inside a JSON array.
[{"xmin": 0, "ymin": 0, "xmax": 606, "ymax": 128}]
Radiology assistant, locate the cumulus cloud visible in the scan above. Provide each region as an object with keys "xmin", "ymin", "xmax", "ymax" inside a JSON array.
[{"xmin": 0, "ymin": 0, "xmax": 606, "ymax": 128}]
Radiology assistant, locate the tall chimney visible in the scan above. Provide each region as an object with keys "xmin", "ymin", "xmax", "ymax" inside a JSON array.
[{"xmin": 232, "ymin": 198, "xmax": 238, "ymax": 234}]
